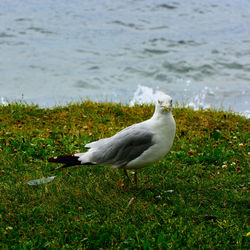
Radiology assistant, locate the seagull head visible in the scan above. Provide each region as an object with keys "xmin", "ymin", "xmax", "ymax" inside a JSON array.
[{"xmin": 156, "ymin": 95, "xmax": 173, "ymax": 114}]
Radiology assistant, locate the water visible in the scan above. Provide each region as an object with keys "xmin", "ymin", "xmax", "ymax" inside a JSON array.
[{"xmin": 0, "ymin": 0, "xmax": 250, "ymax": 117}]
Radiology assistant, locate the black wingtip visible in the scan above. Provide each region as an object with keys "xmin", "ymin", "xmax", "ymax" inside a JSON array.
[{"xmin": 48, "ymin": 154, "xmax": 81, "ymax": 167}]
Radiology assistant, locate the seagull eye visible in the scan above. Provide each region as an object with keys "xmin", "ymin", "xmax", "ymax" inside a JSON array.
[{"xmin": 158, "ymin": 100, "xmax": 163, "ymax": 105}]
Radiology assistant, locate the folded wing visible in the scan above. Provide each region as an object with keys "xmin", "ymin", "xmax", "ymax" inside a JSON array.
[{"xmin": 87, "ymin": 125, "xmax": 155, "ymax": 168}]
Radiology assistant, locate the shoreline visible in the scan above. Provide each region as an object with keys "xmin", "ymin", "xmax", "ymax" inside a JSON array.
[{"xmin": 0, "ymin": 99, "xmax": 249, "ymax": 119}]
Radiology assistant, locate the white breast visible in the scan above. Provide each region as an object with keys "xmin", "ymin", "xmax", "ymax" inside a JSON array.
[{"xmin": 126, "ymin": 113, "xmax": 176, "ymax": 170}]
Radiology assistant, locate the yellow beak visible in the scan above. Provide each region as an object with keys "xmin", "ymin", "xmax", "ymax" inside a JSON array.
[{"xmin": 163, "ymin": 104, "xmax": 169, "ymax": 110}]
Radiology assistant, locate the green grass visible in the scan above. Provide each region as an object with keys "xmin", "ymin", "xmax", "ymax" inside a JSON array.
[{"xmin": 0, "ymin": 102, "xmax": 249, "ymax": 249}]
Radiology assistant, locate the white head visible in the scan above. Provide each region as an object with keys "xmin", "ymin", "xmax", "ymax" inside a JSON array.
[{"xmin": 155, "ymin": 94, "xmax": 173, "ymax": 114}]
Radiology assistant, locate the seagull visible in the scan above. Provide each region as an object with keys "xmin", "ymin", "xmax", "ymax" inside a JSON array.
[{"xmin": 48, "ymin": 94, "xmax": 176, "ymax": 185}]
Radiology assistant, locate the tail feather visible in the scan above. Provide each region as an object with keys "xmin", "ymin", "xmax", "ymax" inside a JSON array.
[{"xmin": 48, "ymin": 154, "xmax": 95, "ymax": 171}]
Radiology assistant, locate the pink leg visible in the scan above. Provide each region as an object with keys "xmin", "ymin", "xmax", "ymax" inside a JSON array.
[
  {"xmin": 134, "ymin": 171, "xmax": 138, "ymax": 187},
  {"xmin": 123, "ymin": 169, "xmax": 131, "ymax": 183}
]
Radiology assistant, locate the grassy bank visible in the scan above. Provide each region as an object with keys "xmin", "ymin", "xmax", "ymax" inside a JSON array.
[{"xmin": 0, "ymin": 102, "xmax": 249, "ymax": 249}]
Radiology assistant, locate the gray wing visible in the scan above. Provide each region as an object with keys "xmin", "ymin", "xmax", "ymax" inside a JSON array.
[{"xmin": 87, "ymin": 125, "xmax": 155, "ymax": 167}]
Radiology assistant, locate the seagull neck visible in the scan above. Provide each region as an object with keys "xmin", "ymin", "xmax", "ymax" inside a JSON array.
[{"xmin": 151, "ymin": 108, "xmax": 172, "ymax": 122}]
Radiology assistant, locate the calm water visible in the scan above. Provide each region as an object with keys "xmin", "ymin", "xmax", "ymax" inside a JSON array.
[{"xmin": 0, "ymin": 0, "xmax": 250, "ymax": 117}]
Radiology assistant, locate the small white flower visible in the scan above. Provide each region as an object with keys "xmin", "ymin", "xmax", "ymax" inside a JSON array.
[{"xmin": 166, "ymin": 189, "xmax": 174, "ymax": 193}]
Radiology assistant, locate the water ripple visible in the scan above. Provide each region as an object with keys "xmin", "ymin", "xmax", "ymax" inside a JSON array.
[
  {"xmin": 27, "ymin": 27, "xmax": 56, "ymax": 35},
  {"xmin": 111, "ymin": 20, "xmax": 143, "ymax": 30}
]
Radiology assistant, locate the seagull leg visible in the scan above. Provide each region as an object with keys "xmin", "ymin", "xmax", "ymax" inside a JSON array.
[
  {"xmin": 123, "ymin": 169, "xmax": 131, "ymax": 183},
  {"xmin": 134, "ymin": 171, "xmax": 138, "ymax": 187}
]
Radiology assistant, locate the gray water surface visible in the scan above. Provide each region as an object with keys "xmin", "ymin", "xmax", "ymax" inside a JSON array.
[{"xmin": 0, "ymin": 0, "xmax": 249, "ymax": 116}]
